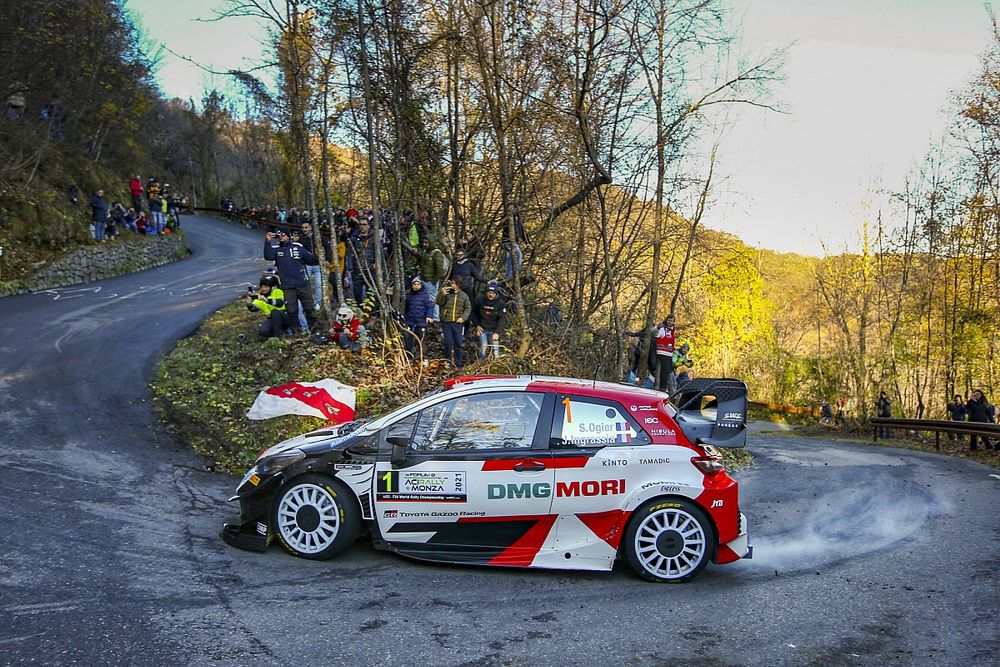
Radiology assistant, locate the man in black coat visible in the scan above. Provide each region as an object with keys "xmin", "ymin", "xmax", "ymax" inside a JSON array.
[
  {"xmin": 90, "ymin": 189, "xmax": 108, "ymax": 241},
  {"xmin": 966, "ymin": 389, "xmax": 994, "ymax": 451},
  {"xmin": 945, "ymin": 394, "xmax": 967, "ymax": 441},
  {"xmin": 264, "ymin": 229, "xmax": 317, "ymax": 332}
]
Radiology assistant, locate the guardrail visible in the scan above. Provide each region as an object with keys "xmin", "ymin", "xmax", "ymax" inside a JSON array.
[
  {"xmin": 870, "ymin": 417, "xmax": 999, "ymax": 450},
  {"xmin": 193, "ymin": 207, "xmax": 304, "ymax": 233}
]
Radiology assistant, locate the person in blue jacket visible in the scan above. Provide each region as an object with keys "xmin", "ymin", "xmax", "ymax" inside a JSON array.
[
  {"xmin": 402, "ymin": 276, "xmax": 434, "ymax": 359},
  {"xmin": 264, "ymin": 229, "xmax": 317, "ymax": 332}
]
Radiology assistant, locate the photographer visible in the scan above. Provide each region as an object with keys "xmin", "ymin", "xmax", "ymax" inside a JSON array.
[
  {"xmin": 436, "ymin": 278, "xmax": 471, "ymax": 368},
  {"xmin": 672, "ymin": 342, "xmax": 694, "ymax": 390},
  {"xmin": 264, "ymin": 229, "xmax": 317, "ymax": 333},
  {"xmin": 246, "ymin": 274, "xmax": 289, "ymax": 338}
]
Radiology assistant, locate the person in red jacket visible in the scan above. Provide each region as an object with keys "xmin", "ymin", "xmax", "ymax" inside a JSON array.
[
  {"xmin": 129, "ymin": 174, "xmax": 143, "ymax": 211},
  {"xmin": 654, "ymin": 313, "xmax": 677, "ymax": 393},
  {"xmin": 330, "ymin": 305, "xmax": 366, "ymax": 352}
]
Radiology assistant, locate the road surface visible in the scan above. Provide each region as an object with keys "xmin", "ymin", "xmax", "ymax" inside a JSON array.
[{"xmin": 1, "ymin": 216, "xmax": 997, "ymax": 665}]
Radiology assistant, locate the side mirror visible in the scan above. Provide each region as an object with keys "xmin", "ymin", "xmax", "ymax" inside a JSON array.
[{"xmin": 387, "ymin": 435, "xmax": 408, "ymax": 466}]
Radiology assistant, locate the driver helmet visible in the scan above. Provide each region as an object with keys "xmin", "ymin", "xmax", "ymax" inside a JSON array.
[{"xmin": 336, "ymin": 304, "xmax": 354, "ymax": 325}]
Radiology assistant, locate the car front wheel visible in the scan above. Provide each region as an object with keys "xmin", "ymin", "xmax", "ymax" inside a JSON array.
[
  {"xmin": 624, "ymin": 498, "xmax": 714, "ymax": 583},
  {"xmin": 271, "ymin": 474, "xmax": 359, "ymax": 560}
]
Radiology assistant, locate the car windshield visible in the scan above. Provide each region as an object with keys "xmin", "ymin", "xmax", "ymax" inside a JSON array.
[{"xmin": 360, "ymin": 387, "xmax": 445, "ymax": 433}]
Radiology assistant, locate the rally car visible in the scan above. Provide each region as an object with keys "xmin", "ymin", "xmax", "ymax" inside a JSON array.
[{"xmin": 222, "ymin": 375, "xmax": 752, "ymax": 582}]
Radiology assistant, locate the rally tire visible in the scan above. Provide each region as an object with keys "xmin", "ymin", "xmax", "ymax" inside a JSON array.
[
  {"xmin": 271, "ymin": 474, "xmax": 360, "ymax": 560},
  {"xmin": 623, "ymin": 497, "xmax": 715, "ymax": 583}
]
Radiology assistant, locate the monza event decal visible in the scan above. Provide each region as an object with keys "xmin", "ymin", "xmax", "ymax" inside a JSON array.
[{"xmin": 377, "ymin": 470, "xmax": 467, "ymax": 502}]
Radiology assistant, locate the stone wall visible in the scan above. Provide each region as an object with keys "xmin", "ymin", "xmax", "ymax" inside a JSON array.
[{"xmin": 0, "ymin": 232, "xmax": 189, "ymax": 296}]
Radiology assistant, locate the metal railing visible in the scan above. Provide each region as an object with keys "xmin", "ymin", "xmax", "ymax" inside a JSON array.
[
  {"xmin": 193, "ymin": 207, "xmax": 304, "ymax": 233},
  {"xmin": 870, "ymin": 417, "xmax": 999, "ymax": 450}
]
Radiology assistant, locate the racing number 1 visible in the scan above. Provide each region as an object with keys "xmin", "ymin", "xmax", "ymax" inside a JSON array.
[
  {"xmin": 563, "ymin": 397, "xmax": 572, "ymax": 423},
  {"xmin": 379, "ymin": 471, "xmax": 398, "ymax": 493}
]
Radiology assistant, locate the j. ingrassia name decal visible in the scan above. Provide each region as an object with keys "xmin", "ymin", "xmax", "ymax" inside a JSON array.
[{"xmin": 377, "ymin": 470, "xmax": 467, "ymax": 502}]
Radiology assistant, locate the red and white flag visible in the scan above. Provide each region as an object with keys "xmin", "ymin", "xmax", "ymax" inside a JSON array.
[{"xmin": 246, "ymin": 379, "xmax": 357, "ymax": 422}]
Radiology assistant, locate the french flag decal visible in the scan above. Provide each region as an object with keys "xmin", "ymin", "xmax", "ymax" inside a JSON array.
[{"xmin": 615, "ymin": 422, "xmax": 633, "ymax": 444}]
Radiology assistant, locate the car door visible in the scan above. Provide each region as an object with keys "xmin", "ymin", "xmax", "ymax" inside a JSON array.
[
  {"xmin": 546, "ymin": 394, "xmax": 651, "ymax": 564},
  {"xmin": 373, "ymin": 390, "xmax": 558, "ymax": 565}
]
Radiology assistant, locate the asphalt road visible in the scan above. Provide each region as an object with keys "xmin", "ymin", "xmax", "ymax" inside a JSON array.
[{"xmin": 1, "ymin": 216, "xmax": 998, "ymax": 666}]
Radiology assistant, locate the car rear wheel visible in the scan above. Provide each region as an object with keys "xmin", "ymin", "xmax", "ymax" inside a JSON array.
[
  {"xmin": 271, "ymin": 474, "xmax": 359, "ymax": 560},
  {"xmin": 624, "ymin": 498, "xmax": 714, "ymax": 583}
]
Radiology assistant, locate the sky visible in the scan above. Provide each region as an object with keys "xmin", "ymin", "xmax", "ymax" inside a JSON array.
[{"xmin": 128, "ymin": 0, "xmax": 995, "ymax": 256}]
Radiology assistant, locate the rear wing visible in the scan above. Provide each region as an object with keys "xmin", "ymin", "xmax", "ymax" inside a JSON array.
[{"xmin": 672, "ymin": 378, "xmax": 748, "ymax": 449}]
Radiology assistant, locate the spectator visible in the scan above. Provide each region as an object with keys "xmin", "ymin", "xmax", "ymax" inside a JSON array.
[
  {"xmin": 403, "ymin": 277, "xmax": 434, "ymax": 359},
  {"xmin": 654, "ymin": 313, "xmax": 677, "ymax": 393},
  {"xmin": 437, "ymin": 278, "xmax": 471, "ymax": 368},
  {"xmin": 473, "ymin": 282, "xmax": 508, "ymax": 360},
  {"xmin": 452, "ymin": 247, "xmax": 486, "ymax": 303},
  {"xmin": 89, "ymin": 189, "xmax": 109, "ymax": 241},
  {"xmin": 147, "ymin": 180, "xmax": 164, "ymax": 234},
  {"xmin": 672, "ymin": 342, "xmax": 694, "ymax": 389},
  {"xmin": 626, "ymin": 333, "xmax": 656, "ymax": 386},
  {"xmin": 405, "ymin": 236, "xmax": 449, "ymax": 321},
  {"xmin": 122, "ymin": 207, "xmax": 139, "ymax": 234},
  {"xmin": 459, "ymin": 229, "xmax": 486, "ymax": 262},
  {"xmin": 946, "ymin": 394, "xmax": 967, "ymax": 441},
  {"xmin": 502, "ymin": 239, "xmax": 522, "ymax": 281},
  {"xmin": 264, "ymin": 229, "xmax": 317, "ymax": 333},
  {"xmin": 348, "ymin": 217, "xmax": 379, "ymax": 304},
  {"xmin": 966, "ymin": 389, "xmax": 994, "ymax": 451},
  {"xmin": 129, "ymin": 175, "xmax": 143, "ymax": 211},
  {"xmin": 875, "ymin": 391, "xmax": 892, "ymax": 439},
  {"xmin": 820, "ymin": 401, "xmax": 833, "ymax": 424},
  {"xmin": 330, "ymin": 305, "xmax": 366, "ymax": 352},
  {"xmin": 297, "ymin": 221, "xmax": 323, "ymax": 309},
  {"xmin": 246, "ymin": 274, "xmax": 289, "ymax": 338}
]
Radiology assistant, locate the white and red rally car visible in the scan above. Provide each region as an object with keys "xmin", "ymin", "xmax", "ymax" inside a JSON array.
[{"xmin": 222, "ymin": 375, "xmax": 752, "ymax": 582}]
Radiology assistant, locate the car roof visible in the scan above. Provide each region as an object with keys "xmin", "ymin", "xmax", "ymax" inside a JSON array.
[{"xmin": 443, "ymin": 374, "xmax": 670, "ymax": 406}]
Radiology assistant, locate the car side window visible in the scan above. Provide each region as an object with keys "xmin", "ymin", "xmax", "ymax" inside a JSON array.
[
  {"xmin": 550, "ymin": 395, "xmax": 649, "ymax": 448},
  {"xmin": 410, "ymin": 392, "xmax": 543, "ymax": 452}
]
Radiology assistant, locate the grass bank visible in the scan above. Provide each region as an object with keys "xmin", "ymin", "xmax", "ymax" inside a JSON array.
[{"xmin": 153, "ymin": 301, "xmax": 753, "ymax": 474}]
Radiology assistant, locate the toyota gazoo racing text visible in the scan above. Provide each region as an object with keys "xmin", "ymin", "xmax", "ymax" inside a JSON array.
[{"xmin": 222, "ymin": 375, "xmax": 752, "ymax": 583}]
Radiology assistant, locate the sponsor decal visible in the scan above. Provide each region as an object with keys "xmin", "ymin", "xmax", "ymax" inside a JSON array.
[
  {"xmin": 335, "ymin": 463, "xmax": 366, "ymax": 471},
  {"xmin": 601, "ymin": 459, "xmax": 627, "ymax": 467},
  {"xmin": 638, "ymin": 457, "xmax": 671, "ymax": 465},
  {"xmin": 630, "ymin": 405, "xmax": 657, "ymax": 412},
  {"xmin": 248, "ymin": 474, "xmax": 261, "ymax": 486},
  {"xmin": 711, "ymin": 499, "xmax": 724, "ymax": 508},
  {"xmin": 487, "ymin": 479, "xmax": 625, "ymax": 499},
  {"xmin": 639, "ymin": 481, "xmax": 684, "ymax": 492},
  {"xmin": 723, "ymin": 412, "xmax": 744, "ymax": 421},
  {"xmin": 383, "ymin": 510, "xmax": 486, "ymax": 519},
  {"xmin": 649, "ymin": 502, "xmax": 681, "ymax": 512},
  {"xmin": 650, "ymin": 428, "xmax": 676, "ymax": 437},
  {"xmin": 643, "ymin": 417, "xmax": 658, "ymax": 424},
  {"xmin": 256, "ymin": 522, "xmax": 267, "ymax": 535},
  {"xmin": 377, "ymin": 470, "xmax": 467, "ymax": 502}
]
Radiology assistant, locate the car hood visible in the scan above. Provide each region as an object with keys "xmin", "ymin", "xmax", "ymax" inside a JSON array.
[{"xmin": 258, "ymin": 420, "xmax": 368, "ymax": 460}]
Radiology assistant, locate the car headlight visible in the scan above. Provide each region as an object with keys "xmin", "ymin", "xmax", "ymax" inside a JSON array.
[{"xmin": 256, "ymin": 449, "xmax": 306, "ymax": 476}]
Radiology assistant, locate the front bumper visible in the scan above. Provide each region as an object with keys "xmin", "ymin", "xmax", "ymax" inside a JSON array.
[
  {"xmin": 713, "ymin": 512, "xmax": 751, "ymax": 564},
  {"xmin": 221, "ymin": 515, "xmax": 271, "ymax": 552}
]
